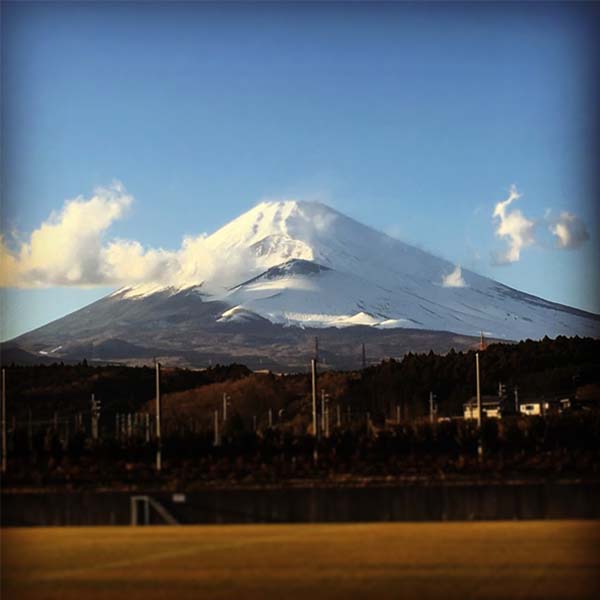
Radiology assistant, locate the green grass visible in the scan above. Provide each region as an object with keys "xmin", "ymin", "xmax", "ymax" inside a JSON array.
[{"xmin": 2, "ymin": 522, "xmax": 599, "ymax": 599}]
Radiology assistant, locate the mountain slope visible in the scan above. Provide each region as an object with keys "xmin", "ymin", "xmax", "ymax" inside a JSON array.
[
  {"xmin": 121, "ymin": 200, "xmax": 599, "ymax": 339},
  {"xmin": 7, "ymin": 200, "xmax": 599, "ymax": 369}
]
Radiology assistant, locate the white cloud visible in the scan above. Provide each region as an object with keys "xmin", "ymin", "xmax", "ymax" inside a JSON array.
[
  {"xmin": 492, "ymin": 184, "xmax": 536, "ymax": 264},
  {"xmin": 548, "ymin": 211, "xmax": 590, "ymax": 250},
  {"xmin": 1, "ymin": 182, "xmax": 135, "ymax": 286},
  {"xmin": 442, "ymin": 265, "xmax": 466, "ymax": 288},
  {"xmin": 0, "ymin": 182, "xmax": 254, "ymax": 291}
]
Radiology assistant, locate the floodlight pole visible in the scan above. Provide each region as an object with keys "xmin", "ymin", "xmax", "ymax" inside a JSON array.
[
  {"xmin": 311, "ymin": 358, "xmax": 318, "ymax": 462},
  {"xmin": 475, "ymin": 353, "xmax": 481, "ymax": 428},
  {"xmin": 311, "ymin": 359, "xmax": 318, "ymax": 439},
  {"xmin": 213, "ymin": 409, "xmax": 220, "ymax": 446},
  {"xmin": 1, "ymin": 369, "xmax": 6, "ymax": 473},
  {"xmin": 429, "ymin": 392, "xmax": 435, "ymax": 424},
  {"xmin": 223, "ymin": 393, "xmax": 229, "ymax": 423},
  {"xmin": 476, "ymin": 352, "xmax": 483, "ymax": 459},
  {"xmin": 155, "ymin": 361, "xmax": 162, "ymax": 471},
  {"xmin": 321, "ymin": 389, "xmax": 326, "ymax": 437}
]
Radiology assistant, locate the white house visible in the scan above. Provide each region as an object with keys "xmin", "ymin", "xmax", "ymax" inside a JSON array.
[
  {"xmin": 463, "ymin": 398, "xmax": 502, "ymax": 420},
  {"xmin": 519, "ymin": 402, "xmax": 544, "ymax": 416}
]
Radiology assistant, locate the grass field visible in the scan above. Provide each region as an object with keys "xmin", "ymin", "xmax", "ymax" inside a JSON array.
[{"xmin": 2, "ymin": 522, "xmax": 599, "ymax": 599}]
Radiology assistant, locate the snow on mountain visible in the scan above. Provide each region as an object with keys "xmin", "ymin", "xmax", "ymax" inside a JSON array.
[{"xmin": 113, "ymin": 199, "xmax": 598, "ymax": 341}]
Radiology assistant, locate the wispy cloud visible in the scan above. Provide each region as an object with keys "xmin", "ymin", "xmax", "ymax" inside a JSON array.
[
  {"xmin": 441, "ymin": 264, "xmax": 466, "ymax": 288},
  {"xmin": 492, "ymin": 184, "xmax": 536, "ymax": 265},
  {"xmin": 548, "ymin": 211, "xmax": 590, "ymax": 250}
]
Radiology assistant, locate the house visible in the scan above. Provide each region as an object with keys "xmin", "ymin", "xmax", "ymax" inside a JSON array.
[
  {"xmin": 463, "ymin": 396, "xmax": 503, "ymax": 420},
  {"xmin": 519, "ymin": 402, "xmax": 544, "ymax": 416}
]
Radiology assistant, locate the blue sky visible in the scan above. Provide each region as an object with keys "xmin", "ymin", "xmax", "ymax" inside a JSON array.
[{"xmin": 1, "ymin": 1, "xmax": 599, "ymax": 340}]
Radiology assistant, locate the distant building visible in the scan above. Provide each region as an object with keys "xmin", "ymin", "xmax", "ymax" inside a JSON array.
[
  {"xmin": 463, "ymin": 396, "xmax": 502, "ymax": 420},
  {"xmin": 519, "ymin": 402, "xmax": 544, "ymax": 416}
]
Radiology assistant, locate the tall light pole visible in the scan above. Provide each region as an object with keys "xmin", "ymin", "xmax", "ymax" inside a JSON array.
[
  {"xmin": 311, "ymin": 359, "xmax": 318, "ymax": 439},
  {"xmin": 222, "ymin": 393, "xmax": 230, "ymax": 422},
  {"xmin": 475, "ymin": 352, "xmax": 483, "ymax": 459},
  {"xmin": 311, "ymin": 357, "xmax": 319, "ymax": 462},
  {"xmin": 429, "ymin": 392, "xmax": 436, "ymax": 425},
  {"xmin": 155, "ymin": 361, "xmax": 162, "ymax": 471},
  {"xmin": 213, "ymin": 409, "xmax": 220, "ymax": 446},
  {"xmin": 1, "ymin": 369, "xmax": 6, "ymax": 473},
  {"xmin": 321, "ymin": 390, "xmax": 330, "ymax": 438},
  {"xmin": 91, "ymin": 393, "xmax": 100, "ymax": 440},
  {"xmin": 321, "ymin": 389, "xmax": 326, "ymax": 437},
  {"xmin": 475, "ymin": 353, "xmax": 482, "ymax": 428}
]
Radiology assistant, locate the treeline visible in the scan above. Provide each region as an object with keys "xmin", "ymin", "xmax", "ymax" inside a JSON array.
[
  {"xmin": 356, "ymin": 335, "xmax": 600, "ymax": 418},
  {"xmin": 1, "ymin": 362, "xmax": 251, "ymax": 421},
  {"xmin": 1, "ymin": 335, "xmax": 599, "ymax": 429},
  {"xmin": 159, "ymin": 335, "xmax": 600, "ymax": 427}
]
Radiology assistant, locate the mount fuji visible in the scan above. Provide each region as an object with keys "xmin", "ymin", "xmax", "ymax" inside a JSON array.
[{"xmin": 6, "ymin": 200, "xmax": 599, "ymax": 370}]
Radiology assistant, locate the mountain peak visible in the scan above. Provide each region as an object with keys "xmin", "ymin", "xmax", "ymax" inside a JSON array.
[
  {"xmin": 205, "ymin": 198, "xmax": 343, "ymax": 259},
  {"xmin": 109, "ymin": 199, "xmax": 598, "ymax": 342}
]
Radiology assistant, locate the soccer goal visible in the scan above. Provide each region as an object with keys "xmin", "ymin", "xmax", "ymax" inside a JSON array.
[{"xmin": 130, "ymin": 495, "xmax": 179, "ymax": 526}]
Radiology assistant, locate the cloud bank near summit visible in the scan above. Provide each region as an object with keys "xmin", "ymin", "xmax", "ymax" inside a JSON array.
[
  {"xmin": 0, "ymin": 182, "xmax": 248, "ymax": 290},
  {"xmin": 0, "ymin": 181, "xmax": 591, "ymax": 290}
]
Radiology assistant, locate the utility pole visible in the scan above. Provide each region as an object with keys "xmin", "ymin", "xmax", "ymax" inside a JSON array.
[
  {"xmin": 213, "ymin": 409, "xmax": 220, "ymax": 446},
  {"xmin": 91, "ymin": 394, "xmax": 101, "ymax": 440},
  {"xmin": 429, "ymin": 392, "xmax": 436, "ymax": 424},
  {"xmin": 321, "ymin": 390, "xmax": 330, "ymax": 438},
  {"xmin": 311, "ymin": 353, "xmax": 319, "ymax": 462},
  {"xmin": 475, "ymin": 353, "xmax": 482, "ymax": 428},
  {"xmin": 1, "ymin": 369, "xmax": 6, "ymax": 473},
  {"xmin": 311, "ymin": 358, "xmax": 318, "ymax": 439},
  {"xmin": 321, "ymin": 390, "xmax": 326, "ymax": 437},
  {"xmin": 475, "ymin": 352, "xmax": 483, "ymax": 458},
  {"xmin": 155, "ymin": 361, "xmax": 162, "ymax": 471},
  {"xmin": 222, "ymin": 393, "xmax": 230, "ymax": 423}
]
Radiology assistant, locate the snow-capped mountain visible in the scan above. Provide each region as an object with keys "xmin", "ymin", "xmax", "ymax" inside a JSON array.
[
  {"xmin": 7, "ymin": 200, "xmax": 599, "ymax": 369},
  {"xmin": 119, "ymin": 200, "xmax": 597, "ymax": 339}
]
